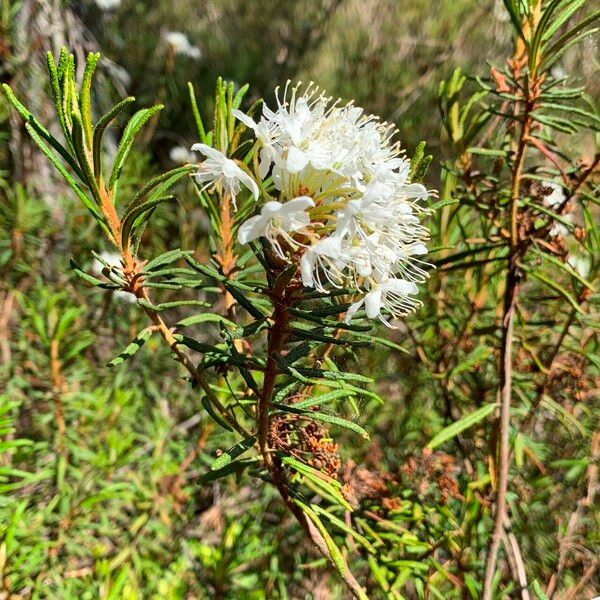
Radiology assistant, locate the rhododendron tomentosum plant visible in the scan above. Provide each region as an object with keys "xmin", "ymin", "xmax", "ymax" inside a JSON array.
[
  {"xmin": 192, "ymin": 82, "xmax": 433, "ymax": 325},
  {"xmin": 2, "ymin": 54, "xmax": 434, "ymax": 599}
]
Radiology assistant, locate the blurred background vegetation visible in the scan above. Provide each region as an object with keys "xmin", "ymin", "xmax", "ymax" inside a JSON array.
[{"xmin": 0, "ymin": 0, "xmax": 598, "ymax": 598}]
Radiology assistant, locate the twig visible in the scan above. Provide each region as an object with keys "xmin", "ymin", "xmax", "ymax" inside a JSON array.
[
  {"xmin": 502, "ymin": 519, "xmax": 531, "ymax": 600},
  {"xmin": 482, "ymin": 45, "xmax": 535, "ymax": 599}
]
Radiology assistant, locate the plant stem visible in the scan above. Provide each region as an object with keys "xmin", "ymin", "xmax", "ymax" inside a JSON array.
[
  {"xmin": 258, "ymin": 293, "xmax": 290, "ymax": 466},
  {"xmin": 482, "ymin": 70, "xmax": 533, "ymax": 600}
]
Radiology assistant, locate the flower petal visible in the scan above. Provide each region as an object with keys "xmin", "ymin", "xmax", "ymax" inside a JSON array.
[
  {"xmin": 387, "ymin": 278, "xmax": 418, "ymax": 295},
  {"xmin": 365, "ymin": 288, "xmax": 383, "ymax": 319},
  {"xmin": 261, "ymin": 200, "xmax": 285, "ymax": 217},
  {"xmin": 191, "ymin": 143, "xmax": 225, "ymax": 162},
  {"xmin": 281, "ymin": 195, "xmax": 315, "ymax": 213},
  {"xmin": 236, "ymin": 168, "xmax": 260, "ymax": 200},
  {"xmin": 300, "ymin": 252, "xmax": 316, "ymax": 287},
  {"xmin": 231, "ymin": 109, "xmax": 257, "ymax": 130},
  {"xmin": 237, "ymin": 214, "xmax": 266, "ymax": 244},
  {"xmin": 286, "ymin": 147, "xmax": 309, "ymax": 173},
  {"xmin": 344, "ymin": 297, "xmax": 364, "ymax": 324}
]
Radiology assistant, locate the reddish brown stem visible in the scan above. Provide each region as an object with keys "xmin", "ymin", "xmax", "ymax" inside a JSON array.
[{"xmin": 258, "ymin": 294, "xmax": 291, "ymax": 466}]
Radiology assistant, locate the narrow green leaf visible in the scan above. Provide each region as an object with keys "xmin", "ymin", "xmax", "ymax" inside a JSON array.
[
  {"xmin": 523, "ymin": 265, "xmax": 584, "ymax": 313},
  {"xmin": 272, "ymin": 402, "xmax": 369, "ymax": 439},
  {"xmin": 312, "ymin": 505, "xmax": 376, "ymax": 553},
  {"xmin": 283, "ymin": 456, "xmax": 353, "ymax": 511},
  {"xmin": 502, "ymin": 0, "xmax": 527, "ymax": 43},
  {"xmin": 143, "ymin": 249, "xmax": 192, "ymax": 272},
  {"xmin": 92, "ymin": 96, "xmax": 135, "ymax": 180},
  {"xmin": 532, "ymin": 580, "xmax": 549, "ymax": 600},
  {"xmin": 70, "ymin": 259, "xmax": 119, "ymax": 289},
  {"xmin": 201, "ymin": 396, "xmax": 233, "ymax": 432},
  {"xmin": 210, "ymin": 436, "xmax": 256, "ymax": 470},
  {"xmin": 294, "ymin": 500, "xmax": 368, "ymax": 600},
  {"xmin": 427, "ymin": 403, "xmax": 498, "ymax": 449},
  {"xmin": 137, "ymin": 298, "xmax": 211, "ymax": 312},
  {"xmin": 107, "ymin": 327, "xmax": 154, "ymax": 367},
  {"xmin": 124, "ymin": 165, "xmax": 194, "ymax": 219},
  {"xmin": 81, "ymin": 52, "xmax": 101, "ymax": 148},
  {"xmin": 188, "ymin": 82, "xmax": 207, "ymax": 143},
  {"xmin": 121, "ymin": 195, "xmax": 175, "ymax": 248},
  {"xmin": 24, "ymin": 123, "xmax": 108, "ymax": 234},
  {"xmin": 109, "ymin": 104, "xmax": 163, "ymax": 192},
  {"xmin": 2, "ymin": 83, "xmax": 84, "ymax": 179},
  {"xmin": 199, "ymin": 458, "xmax": 257, "ymax": 483},
  {"xmin": 71, "ymin": 112, "xmax": 102, "ymax": 204},
  {"xmin": 176, "ymin": 313, "xmax": 237, "ymax": 330}
]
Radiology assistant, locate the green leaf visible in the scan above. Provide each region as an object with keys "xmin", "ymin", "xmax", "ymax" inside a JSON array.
[
  {"xmin": 45, "ymin": 51, "xmax": 74, "ymax": 156},
  {"xmin": 272, "ymin": 402, "xmax": 369, "ymax": 439},
  {"xmin": 282, "ymin": 456, "xmax": 353, "ymax": 511},
  {"xmin": 81, "ymin": 52, "xmax": 101, "ymax": 148},
  {"xmin": 531, "ymin": 247, "xmax": 595, "ymax": 292},
  {"xmin": 188, "ymin": 82, "xmax": 207, "ymax": 143},
  {"xmin": 232, "ymin": 83, "xmax": 250, "ymax": 110},
  {"xmin": 210, "ymin": 436, "xmax": 256, "ymax": 470},
  {"xmin": 107, "ymin": 327, "xmax": 154, "ymax": 366},
  {"xmin": 199, "ymin": 458, "xmax": 257, "ymax": 484},
  {"xmin": 542, "ymin": 0, "xmax": 586, "ymax": 42},
  {"xmin": 542, "ymin": 11, "xmax": 600, "ymax": 70},
  {"xmin": 136, "ymin": 298, "xmax": 211, "ymax": 312},
  {"xmin": 223, "ymin": 281, "xmax": 268, "ymax": 319},
  {"xmin": 109, "ymin": 104, "xmax": 163, "ymax": 192},
  {"xmin": 532, "ymin": 580, "xmax": 549, "ymax": 600},
  {"xmin": 24, "ymin": 123, "xmax": 109, "ymax": 236},
  {"xmin": 201, "ymin": 396, "xmax": 233, "ymax": 432},
  {"xmin": 92, "ymin": 96, "xmax": 135, "ymax": 180},
  {"xmin": 71, "ymin": 112, "xmax": 102, "ymax": 204},
  {"xmin": 294, "ymin": 500, "xmax": 368, "ymax": 600},
  {"xmin": 522, "ymin": 265, "xmax": 584, "ymax": 313},
  {"xmin": 143, "ymin": 249, "xmax": 192, "ymax": 272},
  {"xmin": 449, "ymin": 345, "xmax": 492, "ymax": 379},
  {"xmin": 427, "ymin": 403, "xmax": 498, "ymax": 449},
  {"xmin": 529, "ymin": 0, "xmax": 563, "ymax": 74},
  {"xmin": 293, "ymin": 389, "xmax": 356, "ymax": 411},
  {"xmin": 124, "ymin": 165, "xmax": 194, "ymax": 218},
  {"xmin": 540, "ymin": 394, "xmax": 586, "ymax": 436},
  {"xmin": 312, "ymin": 504, "xmax": 376, "ymax": 553},
  {"xmin": 121, "ymin": 195, "xmax": 176, "ymax": 248},
  {"xmin": 2, "ymin": 83, "xmax": 84, "ymax": 179},
  {"xmin": 502, "ymin": 0, "xmax": 527, "ymax": 43},
  {"xmin": 70, "ymin": 259, "xmax": 119, "ymax": 289},
  {"xmin": 176, "ymin": 313, "xmax": 237, "ymax": 330}
]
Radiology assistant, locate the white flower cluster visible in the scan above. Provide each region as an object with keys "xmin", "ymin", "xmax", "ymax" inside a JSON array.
[
  {"xmin": 192, "ymin": 83, "xmax": 432, "ymax": 325},
  {"xmin": 164, "ymin": 32, "xmax": 202, "ymax": 60}
]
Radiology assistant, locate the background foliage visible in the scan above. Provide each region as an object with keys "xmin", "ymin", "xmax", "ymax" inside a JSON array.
[{"xmin": 0, "ymin": 1, "xmax": 598, "ymax": 598}]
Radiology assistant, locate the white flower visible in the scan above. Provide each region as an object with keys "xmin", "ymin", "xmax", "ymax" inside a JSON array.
[
  {"xmin": 237, "ymin": 196, "xmax": 314, "ymax": 257},
  {"xmin": 94, "ymin": 0, "xmax": 121, "ymax": 9},
  {"xmin": 550, "ymin": 65, "xmax": 566, "ymax": 80},
  {"xmin": 232, "ymin": 81, "xmax": 433, "ymax": 323},
  {"xmin": 164, "ymin": 32, "xmax": 202, "ymax": 59},
  {"xmin": 542, "ymin": 181, "xmax": 571, "ymax": 237},
  {"xmin": 169, "ymin": 146, "xmax": 195, "ymax": 164},
  {"xmin": 191, "ymin": 143, "xmax": 259, "ymax": 207},
  {"xmin": 344, "ymin": 277, "xmax": 419, "ymax": 326},
  {"xmin": 542, "ymin": 181, "xmax": 566, "ymax": 210},
  {"xmin": 300, "ymin": 235, "xmax": 346, "ymax": 289}
]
